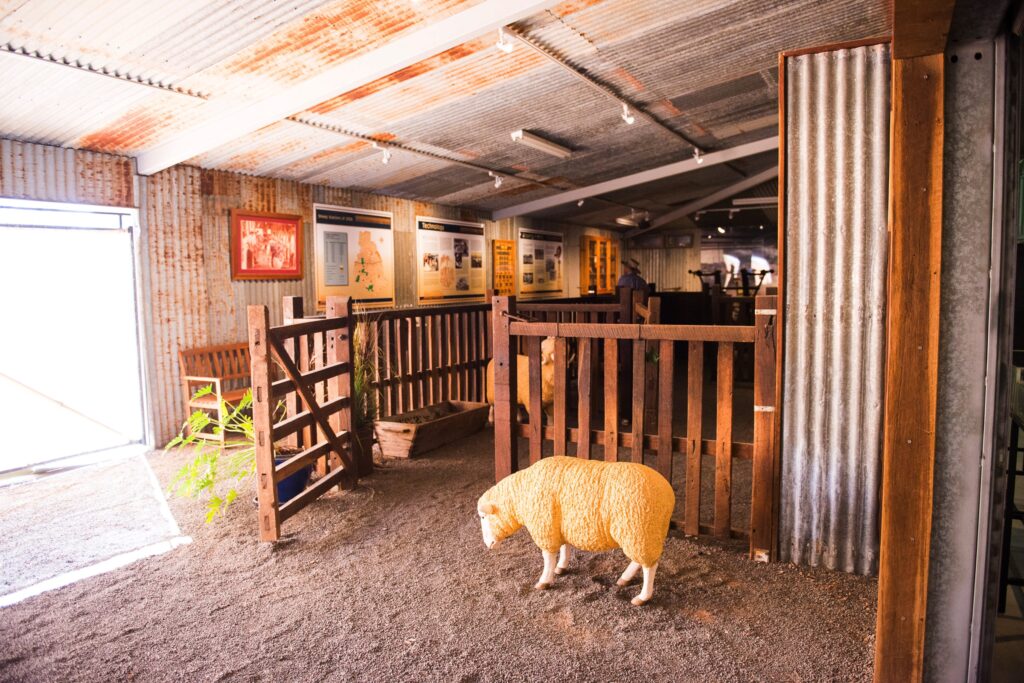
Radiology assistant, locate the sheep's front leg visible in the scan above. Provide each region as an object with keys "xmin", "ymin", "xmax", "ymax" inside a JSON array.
[
  {"xmin": 536, "ymin": 549, "xmax": 558, "ymax": 590},
  {"xmin": 554, "ymin": 544, "xmax": 570, "ymax": 575},
  {"xmin": 630, "ymin": 563, "xmax": 658, "ymax": 606},
  {"xmin": 616, "ymin": 560, "xmax": 641, "ymax": 586}
]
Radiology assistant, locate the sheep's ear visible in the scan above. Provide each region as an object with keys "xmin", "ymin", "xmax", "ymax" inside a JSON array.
[{"xmin": 479, "ymin": 502, "xmax": 497, "ymax": 515}]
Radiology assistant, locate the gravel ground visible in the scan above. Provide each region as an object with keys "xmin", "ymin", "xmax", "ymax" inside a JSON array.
[{"xmin": 0, "ymin": 429, "xmax": 876, "ymax": 682}]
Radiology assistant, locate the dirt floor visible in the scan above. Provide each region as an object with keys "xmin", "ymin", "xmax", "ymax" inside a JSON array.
[{"xmin": 0, "ymin": 429, "xmax": 877, "ymax": 682}]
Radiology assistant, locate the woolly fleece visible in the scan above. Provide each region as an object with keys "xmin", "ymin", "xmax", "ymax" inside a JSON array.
[{"xmin": 478, "ymin": 456, "xmax": 675, "ymax": 567}]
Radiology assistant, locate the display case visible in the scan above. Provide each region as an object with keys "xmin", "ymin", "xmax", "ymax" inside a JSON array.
[{"xmin": 580, "ymin": 235, "xmax": 619, "ymax": 295}]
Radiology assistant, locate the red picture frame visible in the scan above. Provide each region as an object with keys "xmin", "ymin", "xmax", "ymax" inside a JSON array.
[{"xmin": 230, "ymin": 209, "xmax": 303, "ymax": 280}]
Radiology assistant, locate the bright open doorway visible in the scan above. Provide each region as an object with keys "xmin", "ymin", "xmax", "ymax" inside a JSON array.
[{"xmin": 0, "ymin": 198, "xmax": 147, "ymax": 473}]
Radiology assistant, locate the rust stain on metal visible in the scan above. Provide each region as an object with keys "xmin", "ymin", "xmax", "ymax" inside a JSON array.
[
  {"xmin": 279, "ymin": 139, "xmax": 371, "ymax": 175},
  {"xmin": 220, "ymin": 0, "xmax": 475, "ymax": 83},
  {"xmin": 310, "ymin": 37, "xmax": 488, "ymax": 114},
  {"xmin": 551, "ymin": 0, "xmax": 605, "ymax": 17},
  {"xmin": 76, "ymin": 109, "xmax": 176, "ymax": 153},
  {"xmin": 611, "ymin": 66, "xmax": 647, "ymax": 93}
]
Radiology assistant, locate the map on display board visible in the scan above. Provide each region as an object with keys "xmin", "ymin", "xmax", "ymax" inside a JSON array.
[
  {"xmin": 314, "ymin": 204, "xmax": 395, "ymax": 307},
  {"xmin": 518, "ymin": 228, "xmax": 564, "ymax": 298},
  {"xmin": 417, "ymin": 216, "xmax": 486, "ymax": 303}
]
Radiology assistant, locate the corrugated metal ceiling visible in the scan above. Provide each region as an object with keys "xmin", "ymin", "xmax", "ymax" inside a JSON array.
[{"xmin": 0, "ymin": 0, "xmax": 892, "ymax": 227}]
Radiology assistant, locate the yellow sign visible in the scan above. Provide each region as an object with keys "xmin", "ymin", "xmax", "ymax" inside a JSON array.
[{"xmin": 492, "ymin": 239, "xmax": 516, "ymax": 295}]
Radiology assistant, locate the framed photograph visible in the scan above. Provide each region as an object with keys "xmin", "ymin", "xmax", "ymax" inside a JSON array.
[{"xmin": 230, "ymin": 209, "xmax": 303, "ymax": 280}]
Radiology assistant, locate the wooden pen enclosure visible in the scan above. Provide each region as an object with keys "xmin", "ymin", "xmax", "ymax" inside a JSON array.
[{"xmin": 490, "ymin": 295, "xmax": 780, "ymax": 560}]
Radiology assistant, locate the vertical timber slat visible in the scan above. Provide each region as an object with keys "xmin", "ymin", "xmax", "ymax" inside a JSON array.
[
  {"xmin": 715, "ymin": 342, "xmax": 734, "ymax": 537},
  {"xmin": 492, "ymin": 297, "xmax": 518, "ymax": 481},
  {"xmin": 685, "ymin": 341, "xmax": 704, "ymax": 536},
  {"xmin": 248, "ymin": 305, "xmax": 279, "ymax": 542},
  {"xmin": 751, "ymin": 296, "xmax": 779, "ymax": 560},
  {"xmin": 604, "ymin": 338, "xmax": 619, "ymax": 462}
]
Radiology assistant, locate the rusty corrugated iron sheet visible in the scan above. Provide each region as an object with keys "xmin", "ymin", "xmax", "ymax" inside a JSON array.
[
  {"xmin": 0, "ymin": 137, "xmax": 134, "ymax": 206},
  {"xmin": 779, "ymin": 43, "xmax": 890, "ymax": 576}
]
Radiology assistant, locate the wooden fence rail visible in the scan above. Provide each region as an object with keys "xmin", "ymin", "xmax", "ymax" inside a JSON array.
[
  {"xmin": 248, "ymin": 297, "xmax": 358, "ymax": 542},
  {"xmin": 491, "ymin": 294, "xmax": 780, "ymax": 560}
]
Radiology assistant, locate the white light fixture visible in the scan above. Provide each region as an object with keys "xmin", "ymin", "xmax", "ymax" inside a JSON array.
[
  {"xmin": 728, "ymin": 209, "xmax": 738, "ymax": 220},
  {"xmin": 577, "ymin": 199, "xmax": 585, "ymax": 207},
  {"xmin": 759, "ymin": 224, "xmax": 764, "ymax": 230},
  {"xmin": 371, "ymin": 142, "xmax": 391, "ymax": 165},
  {"xmin": 717, "ymin": 226, "xmax": 726, "ymax": 234},
  {"xmin": 615, "ymin": 208, "xmax": 649, "ymax": 227},
  {"xmin": 621, "ymin": 103, "xmax": 636, "ymax": 125},
  {"xmin": 496, "ymin": 27, "xmax": 514, "ymax": 54},
  {"xmin": 693, "ymin": 148, "xmax": 704, "ymax": 165},
  {"xmin": 488, "ymin": 171, "xmax": 503, "ymax": 189},
  {"xmin": 510, "ymin": 129, "xmax": 573, "ymax": 159}
]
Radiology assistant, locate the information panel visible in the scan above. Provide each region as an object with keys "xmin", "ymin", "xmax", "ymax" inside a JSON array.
[
  {"xmin": 416, "ymin": 216, "xmax": 486, "ymax": 303},
  {"xmin": 314, "ymin": 204, "xmax": 395, "ymax": 307},
  {"xmin": 491, "ymin": 239, "xmax": 516, "ymax": 295},
  {"xmin": 517, "ymin": 228, "xmax": 564, "ymax": 298}
]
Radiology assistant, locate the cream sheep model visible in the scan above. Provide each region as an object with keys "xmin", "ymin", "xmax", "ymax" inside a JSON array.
[
  {"xmin": 485, "ymin": 336, "xmax": 556, "ymax": 424},
  {"xmin": 477, "ymin": 456, "xmax": 675, "ymax": 606}
]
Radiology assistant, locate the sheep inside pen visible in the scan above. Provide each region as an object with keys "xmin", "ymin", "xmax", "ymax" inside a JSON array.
[{"xmin": 477, "ymin": 456, "xmax": 675, "ymax": 606}]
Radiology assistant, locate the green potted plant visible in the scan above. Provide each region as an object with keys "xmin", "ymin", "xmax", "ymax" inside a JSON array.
[
  {"xmin": 350, "ymin": 319, "xmax": 379, "ymax": 476},
  {"xmin": 166, "ymin": 387, "xmax": 308, "ymax": 522}
]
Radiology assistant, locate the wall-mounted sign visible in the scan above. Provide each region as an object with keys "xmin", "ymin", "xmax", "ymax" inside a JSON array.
[
  {"xmin": 491, "ymin": 239, "xmax": 516, "ymax": 295},
  {"xmin": 314, "ymin": 204, "xmax": 395, "ymax": 307},
  {"xmin": 518, "ymin": 228, "xmax": 564, "ymax": 298},
  {"xmin": 416, "ymin": 216, "xmax": 486, "ymax": 303}
]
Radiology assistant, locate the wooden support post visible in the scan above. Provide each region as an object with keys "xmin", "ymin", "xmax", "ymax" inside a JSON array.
[
  {"xmin": 554, "ymin": 337, "xmax": 568, "ymax": 455},
  {"xmin": 685, "ymin": 341, "xmax": 704, "ymax": 536},
  {"xmin": 631, "ymin": 341, "xmax": 646, "ymax": 463},
  {"xmin": 750, "ymin": 295, "xmax": 778, "ymax": 561},
  {"xmin": 577, "ymin": 337, "xmax": 593, "ymax": 459},
  {"xmin": 247, "ymin": 305, "xmax": 280, "ymax": 542},
  {"xmin": 604, "ymin": 338, "xmax": 619, "ymax": 462},
  {"xmin": 492, "ymin": 296, "xmax": 518, "ymax": 481},
  {"xmin": 618, "ymin": 286, "xmax": 633, "ymax": 323},
  {"xmin": 656, "ymin": 339, "xmax": 674, "ymax": 479},
  {"xmin": 874, "ymin": 50, "xmax": 945, "ymax": 683},
  {"xmin": 527, "ymin": 336, "xmax": 543, "ymax": 465},
  {"xmin": 282, "ymin": 296, "xmax": 304, "ymax": 450},
  {"xmin": 327, "ymin": 296, "xmax": 358, "ymax": 485},
  {"xmin": 715, "ymin": 342, "xmax": 734, "ymax": 537}
]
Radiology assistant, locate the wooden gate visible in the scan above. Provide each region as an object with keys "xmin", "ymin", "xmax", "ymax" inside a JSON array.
[
  {"xmin": 247, "ymin": 296, "xmax": 358, "ymax": 541},
  {"xmin": 491, "ymin": 295, "xmax": 780, "ymax": 561}
]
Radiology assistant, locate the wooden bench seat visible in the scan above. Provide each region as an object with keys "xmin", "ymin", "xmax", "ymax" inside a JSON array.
[{"xmin": 178, "ymin": 342, "xmax": 251, "ymax": 443}]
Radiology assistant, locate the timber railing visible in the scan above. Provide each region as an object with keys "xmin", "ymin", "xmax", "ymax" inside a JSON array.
[
  {"xmin": 248, "ymin": 297, "xmax": 358, "ymax": 542},
  {"xmin": 491, "ymin": 294, "xmax": 780, "ymax": 561}
]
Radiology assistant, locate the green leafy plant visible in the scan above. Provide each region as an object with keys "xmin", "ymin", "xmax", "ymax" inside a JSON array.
[{"xmin": 165, "ymin": 387, "xmax": 260, "ymax": 522}]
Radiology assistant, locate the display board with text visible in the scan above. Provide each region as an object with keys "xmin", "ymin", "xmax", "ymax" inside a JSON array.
[
  {"xmin": 416, "ymin": 216, "xmax": 486, "ymax": 303},
  {"xmin": 314, "ymin": 204, "xmax": 395, "ymax": 307}
]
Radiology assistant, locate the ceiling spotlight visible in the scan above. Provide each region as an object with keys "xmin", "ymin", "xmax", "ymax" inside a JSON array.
[
  {"xmin": 510, "ymin": 129, "xmax": 573, "ymax": 159},
  {"xmin": 717, "ymin": 226, "xmax": 726, "ymax": 234},
  {"xmin": 371, "ymin": 142, "xmax": 391, "ymax": 165},
  {"xmin": 759, "ymin": 224, "xmax": 764, "ymax": 230},
  {"xmin": 694, "ymin": 211, "xmax": 703, "ymax": 221},
  {"xmin": 621, "ymin": 103, "xmax": 636, "ymax": 125},
  {"xmin": 488, "ymin": 171, "xmax": 503, "ymax": 189},
  {"xmin": 693, "ymin": 148, "xmax": 704, "ymax": 165},
  {"xmin": 577, "ymin": 199, "xmax": 585, "ymax": 207},
  {"xmin": 728, "ymin": 209, "xmax": 738, "ymax": 220},
  {"xmin": 496, "ymin": 27, "xmax": 514, "ymax": 54}
]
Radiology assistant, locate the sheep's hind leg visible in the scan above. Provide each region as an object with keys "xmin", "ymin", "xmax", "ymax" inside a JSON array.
[
  {"xmin": 554, "ymin": 545, "xmax": 570, "ymax": 575},
  {"xmin": 616, "ymin": 560, "xmax": 641, "ymax": 586},
  {"xmin": 631, "ymin": 563, "xmax": 658, "ymax": 606},
  {"xmin": 535, "ymin": 550, "xmax": 558, "ymax": 590}
]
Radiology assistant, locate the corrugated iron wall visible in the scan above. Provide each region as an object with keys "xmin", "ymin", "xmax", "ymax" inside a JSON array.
[
  {"xmin": 622, "ymin": 237, "xmax": 702, "ymax": 293},
  {"xmin": 780, "ymin": 43, "xmax": 890, "ymax": 575},
  {"xmin": 0, "ymin": 137, "xmax": 614, "ymax": 447},
  {"xmin": 0, "ymin": 137, "xmax": 133, "ymax": 206}
]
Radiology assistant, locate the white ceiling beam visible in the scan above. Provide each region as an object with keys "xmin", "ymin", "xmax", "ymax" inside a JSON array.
[
  {"xmin": 490, "ymin": 136, "xmax": 778, "ymax": 220},
  {"xmin": 627, "ymin": 166, "xmax": 779, "ymax": 238},
  {"xmin": 136, "ymin": 0, "xmax": 562, "ymax": 176}
]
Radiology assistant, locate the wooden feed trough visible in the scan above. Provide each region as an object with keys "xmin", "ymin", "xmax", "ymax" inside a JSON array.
[{"xmin": 375, "ymin": 401, "xmax": 490, "ymax": 459}]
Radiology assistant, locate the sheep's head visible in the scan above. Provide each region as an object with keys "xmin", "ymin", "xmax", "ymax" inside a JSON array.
[
  {"xmin": 541, "ymin": 336, "xmax": 556, "ymax": 365},
  {"xmin": 477, "ymin": 486, "xmax": 519, "ymax": 549}
]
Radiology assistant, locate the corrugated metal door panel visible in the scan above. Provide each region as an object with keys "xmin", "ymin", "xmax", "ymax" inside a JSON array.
[{"xmin": 780, "ymin": 43, "xmax": 890, "ymax": 575}]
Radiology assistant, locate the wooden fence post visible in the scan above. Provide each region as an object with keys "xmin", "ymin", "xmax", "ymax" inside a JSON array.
[
  {"xmin": 492, "ymin": 296, "xmax": 518, "ymax": 481},
  {"xmin": 247, "ymin": 304, "xmax": 279, "ymax": 542},
  {"xmin": 750, "ymin": 295, "xmax": 779, "ymax": 561},
  {"xmin": 618, "ymin": 285, "xmax": 634, "ymax": 323},
  {"xmin": 327, "ymin": 296, "xmax": 358, "ymax": 485},
  {"xmin": 282, "ymin": 297, "xmax": 304, "ymax": 450}
]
